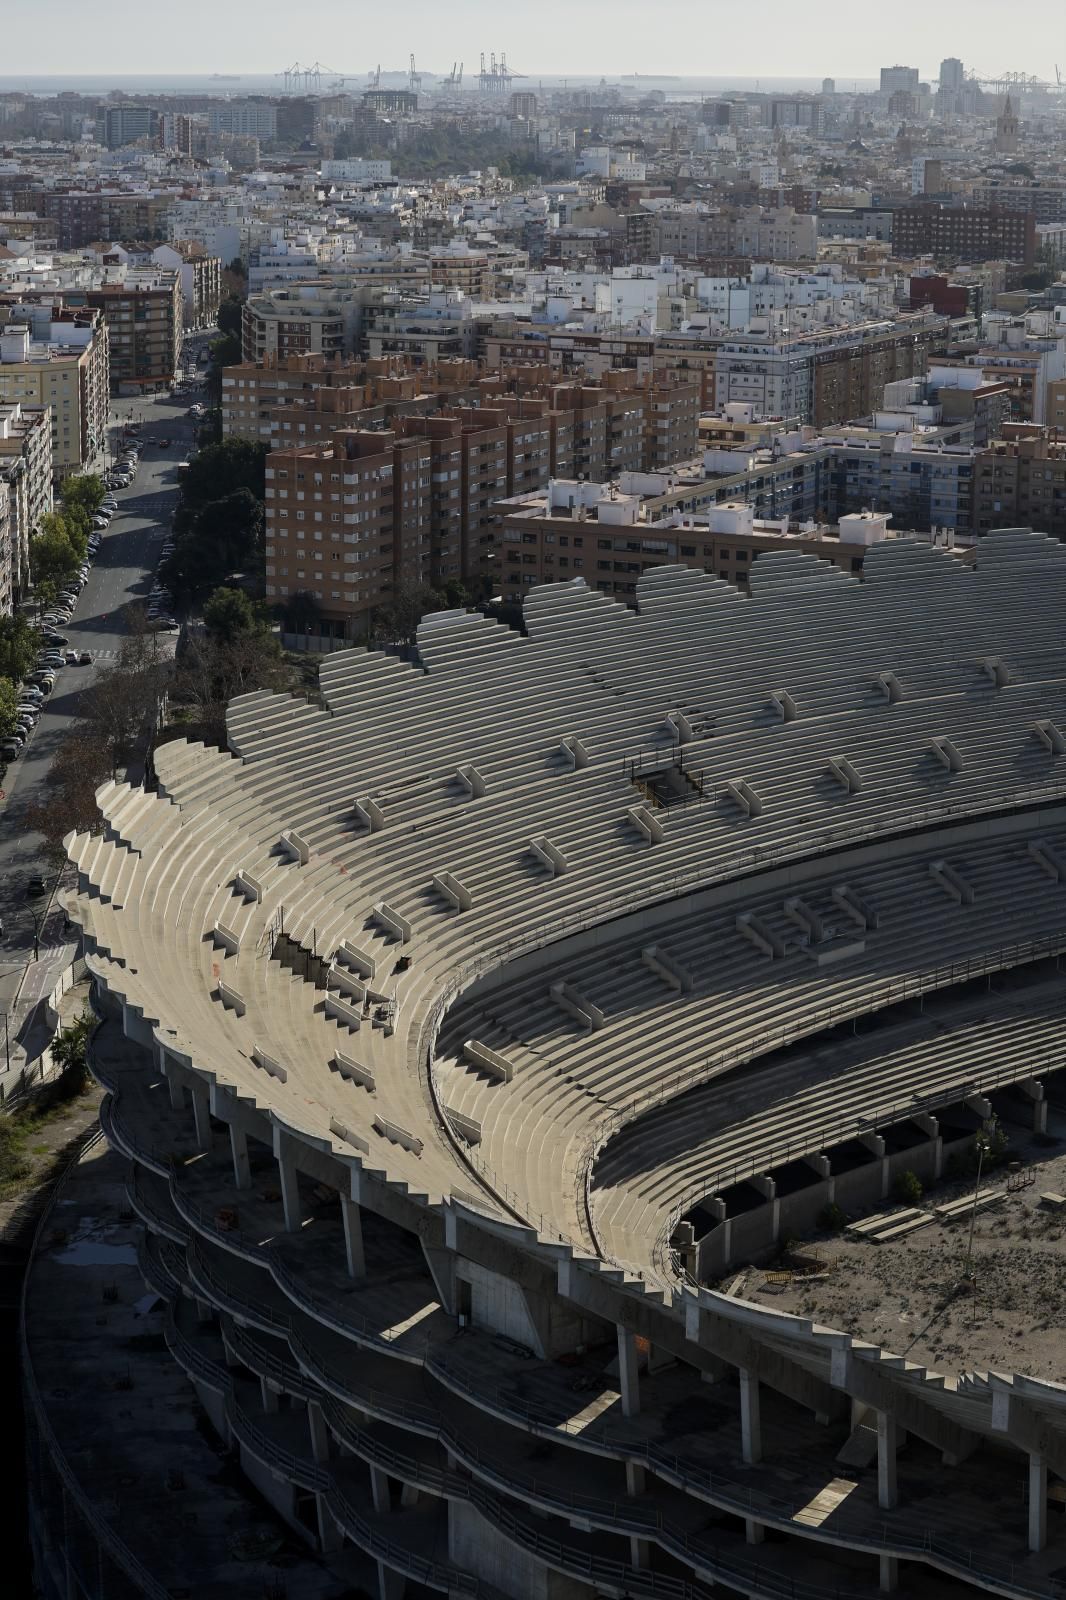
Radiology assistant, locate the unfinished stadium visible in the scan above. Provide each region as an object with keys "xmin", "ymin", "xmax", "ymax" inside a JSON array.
[{"xmin": 27, "ymin": 529, "xmax": 1066, "ymax": 1600}]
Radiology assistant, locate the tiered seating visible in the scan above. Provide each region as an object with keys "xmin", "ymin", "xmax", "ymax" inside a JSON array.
[{"xmin": 69, "ymin": 534, "xmax": 1066, "ymax": 1272}]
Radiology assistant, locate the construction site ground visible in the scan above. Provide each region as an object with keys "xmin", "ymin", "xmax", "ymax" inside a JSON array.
[{"xmin": 739, "ymin": 1106, "xmax": 1066, "ymax": 1379}]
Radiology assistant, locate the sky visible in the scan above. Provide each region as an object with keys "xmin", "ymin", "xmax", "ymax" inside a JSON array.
[{"xmin": 5, "ymin": 0, "xmax": 1064, "ymax": 84}]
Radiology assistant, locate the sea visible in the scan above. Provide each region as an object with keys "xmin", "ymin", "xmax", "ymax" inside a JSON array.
[{"xmin": 0, "ymin": 73, "xmax": 879, "ymax": 99}]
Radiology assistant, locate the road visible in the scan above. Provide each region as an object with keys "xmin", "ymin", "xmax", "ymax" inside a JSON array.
[{"xmin": 0, "ymin": 381, "xmax": 203, "ymax": 1065}]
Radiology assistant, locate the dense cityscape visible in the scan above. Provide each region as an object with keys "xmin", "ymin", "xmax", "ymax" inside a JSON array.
[{"xmin": 3, "ymin": 46, "xmax": 1066, "ymax": 1600}]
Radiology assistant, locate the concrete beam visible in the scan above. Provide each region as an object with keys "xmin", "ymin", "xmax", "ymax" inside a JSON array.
[{"xmin": 831, "ymin": 1346, "xmax": 980, "ymax": 1460}]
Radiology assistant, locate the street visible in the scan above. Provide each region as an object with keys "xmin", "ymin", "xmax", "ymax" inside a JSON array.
[{"xmin": 0, "ymin": 383, "xmax": 201, "ymax": 1068}]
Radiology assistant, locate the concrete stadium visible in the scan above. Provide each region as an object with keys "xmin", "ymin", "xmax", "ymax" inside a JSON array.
[{"xmin": 25, "ymin": 529, "xmax": 1066, "ymax": 1600}]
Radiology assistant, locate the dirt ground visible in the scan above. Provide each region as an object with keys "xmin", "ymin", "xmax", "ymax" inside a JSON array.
[{"xmin": 740, "ymin": 1110, "xmax": 1066, "ymax": 1379}]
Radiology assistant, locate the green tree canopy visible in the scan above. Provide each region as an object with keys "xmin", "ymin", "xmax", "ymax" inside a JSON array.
[
  {"xmin": 61, "ymin": 473, "xmax": 105, "ymax": 520},
  {"xmin": 203, "ymin": 585, "xmax": 270, "ymax": 643},
  {"xmin": 0, "ymin": 677, "xmax": 18, "ymax": 740},
  {"xmin": 0, "ymin": 614, "xmax": 43, "ymax": 684},
  {"xmin": 179, "ymin": 438, "xmax": 267, "ymax": 510},
  {"xmin": 31, "ymin": 514, "xmax": 81, "ymax": 597},
  {"xmin": 216, "ymin": 297, "xmax": 244, "ymax": 340},
  {"xmin": 163, "ymin": 489, "xmax": 263, "ymax": 603}
]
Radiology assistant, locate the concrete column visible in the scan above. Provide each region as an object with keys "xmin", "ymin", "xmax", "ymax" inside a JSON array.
[
  {"xmin": 260, "ymin": 1377, "xmax": 279, "ymax": 1413},
  {"xmin": 369, "ymin": 1465, "xmax": 391, "ymax": 1515},
  {"xmin": 739, "ymin": 1366, "xmax": 762, "ymax": 1465},
  {"xmin": 316, "ymin": 1494, "xmax": 343, "ymax": 1552},
  {"xmin": 629, "ymin": 1536, "xmax": 651, "ymax": 1568},
  {"xmin": 190, "ymin": 1082, "xmax": 212, "ymax": 1151},
  {"xmin": 1029, "ymin": 1452, "xmax": 1048, "ymax": 1553},
  {"xmin": 877, "ymin": 1411, "xmax": 898, "ymax": 1511},
  {"xmin": 616, "ymin": 1326, "xmax": 640, "ymax": 1418},
  {"xmin": 277, "ymin": 1145, "xmax": 303, "ymax": 1233},
  {"xmin": 879, "ymin": 1554, "xmax": 898, "ymax": 1592},
  {"xmin": 341, "ymin": 1194, "xmax": 366, "ymax": 1280},
  {"xmin": 745, "ymin": 1517, "xmax": 764, "ymax": 1545},
  {"xmin": 166, "ymin": 1069, "xmax": 184, "ymax": 1111},
  {"xmin": 399, "ymin": 1481, "xmax": 419, "ymax": 1508},
  {"xmin": 376, "ymin": 1562, "xmax": 405, "ymax": 1600},
  {"xmin": 229, "ymin": 1123, "xmax": 251, "ymax": 1190},
  {"xmin": 625, "ymin": 1461, "xmax": 646, "ymax": 1496},
  {"xmin": 914, "ymin": 1112, "xmax": 942, "ymax": 1180},
  {"xmin": 308, "ymin": 1400, "xmax": 331, "ymax": 1465},
  {"xmin": 860, "ymin": 1132, "xmax": 889, "ymax": 1199},
  {"xmin": 194, "ymin": 1298, "xmax": 213, "ymax": 1325},
  {"xmin": 752, "ymin": 1173, "xmax": 779, "ymax": 1242}
]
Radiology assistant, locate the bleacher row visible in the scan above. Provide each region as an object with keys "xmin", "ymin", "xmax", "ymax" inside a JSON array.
[{"xmin": 66, "ymin": 534, "xmax": 1066, "ymax": 1274}]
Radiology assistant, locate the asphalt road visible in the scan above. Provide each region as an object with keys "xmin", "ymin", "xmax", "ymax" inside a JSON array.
[{"xmin": 0, "ymin": 383, "xmax": 203, "ymax": 1039}]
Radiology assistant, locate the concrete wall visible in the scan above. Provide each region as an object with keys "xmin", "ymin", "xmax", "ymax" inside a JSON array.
[
  {"xmin": 458, "ymin": 1259, "xmax": 542, "ymax": 1350},
  {"xmin": 448, "ymin": 1499, "xmax": 592, "ymax": 1600}
]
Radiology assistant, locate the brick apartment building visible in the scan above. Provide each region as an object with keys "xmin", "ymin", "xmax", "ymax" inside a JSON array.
[
  {"xmin": 78, "ymin": 270, "xmax": 182, "ymax": 390},
  {"xmin": 972, "ymin": 424, "xmax": 1066, "ymax": 538},
  {"xmin": 892, "ymin": 205, "xmax": 1036, "ymax": 265}
]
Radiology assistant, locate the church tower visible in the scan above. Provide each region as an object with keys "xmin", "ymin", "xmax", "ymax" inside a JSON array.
[{"xmin": 995, "ymin": 93, "xmax": 1019, "ymax": 154}]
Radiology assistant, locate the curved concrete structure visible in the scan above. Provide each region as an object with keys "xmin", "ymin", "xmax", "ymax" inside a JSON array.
[{"xmin": 55, "ymin": 531, "xmax": 1066, "ymax": 1598}]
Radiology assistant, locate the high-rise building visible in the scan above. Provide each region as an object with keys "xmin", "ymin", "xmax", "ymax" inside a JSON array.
[
  {"xmin": 879, "ymin": 64, "xmax": 920, "ymax": 97},
  {"xmin": 939, "ymin": 57, "xmax": 965, "ymax": 94},
  {"xmin": 95, "ymin": 103, "xmax": 158, "ymax": 148}
]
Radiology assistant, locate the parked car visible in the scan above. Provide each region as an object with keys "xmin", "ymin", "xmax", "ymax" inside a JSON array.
[
  {"xmin": 64, "ymin": 650, "xmax": 79, "ymax": 665},
  {"xmin": 44, "ymin": 633, "xmax": 68, "ymax": 647},
  {"xmin": 79, "ymin": 650, "xmax": 93, "ymax": 666},
  {"xmin": 0, "ymin": 741, "xmax": 21, "ymax": 762},
  {"xmin": 27, "ymin": 874, "xmax": 47, "ymax": 897}
]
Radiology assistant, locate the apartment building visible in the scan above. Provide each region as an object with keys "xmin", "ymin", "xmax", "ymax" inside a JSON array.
[
  {"xmin": 0, "ymin": 308, "xmax": 109, "ymax": 476},
  {"xmin": 891, "ymin": 205, "xmax": 1036, "ymax": 266},
  {"xmin": 497, "ymin": 480, "xmax": 907, "ymax": 604},
  {"xmin": 95, "ymin": 104, "xmax": 158, "ymax": 148},
  {"xmin": 263, "ymin": 429, "xmax": 432, "ymax": 627},
  {"xmin": 152, "ymin": 244, "xmax": 222, "ymax": 329},
  {"xmin": 972, "ymin": 425, "xmax": 1066, "ymax": 538},
  {"xmin": 0, "ymin": 399, "xmax": 53, "ymax": 603},
  {"xmin": 242, "ymin": 285, "xmax": 369, "ymax": 363},
  {"xmin": 78, "ymin": 270, "xmax": 181, "ymax": 390}
]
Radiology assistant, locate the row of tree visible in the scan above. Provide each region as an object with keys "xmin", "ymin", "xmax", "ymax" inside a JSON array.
[
  {"xmin": 160, "ymin": 438, "xmax": 268, "ymax": 607},
  {"xmin": 29, "ymin": 473, "xmax": 106, "ymax": 614}
]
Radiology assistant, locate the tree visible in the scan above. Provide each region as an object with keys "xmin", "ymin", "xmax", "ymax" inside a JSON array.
[
  {"xmin": 163, "ymin": 489, "xmax": 264, "ymax": 604},
  {"xmin": 216, "ymin": 296, "xmax": 244, "ymax": 340},
  {"xmin": 173, "ymin": 628, "xmax": 284, "ymax": 747},
  {"xmin": 204, "ymin": 585, "xmax": 265, "ymax": 643},
  {"xmin": 179, "ymin": 438, "xmax": 267, "ymax": 511},
  {"xmin": 0, "ymin": 678, "xmax": 18, "ymax": 740},
  {"xmin": 0, "ymin": 614, "xmax": 42, "ymax": 684},
  {"xmin": 24, "ymin": 727, "xmax": 113, "ymax": 859},
  {"xmin": 51, "ymin": 1009, "xmax": 93, "ymax": 1091},
  {"xmin": 30, "ymin": 515, "xmax": 80, "ymax": 599},
  {"xmin": 61, "ymin": 473, "xmax": 105, "ymax": 520},
  {"xmin": 205, "ymin": 332, "xmax": 243, "ymax": 405}
]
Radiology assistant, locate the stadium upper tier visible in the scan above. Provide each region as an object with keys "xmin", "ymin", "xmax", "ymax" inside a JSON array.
[{"xmin": 70, "ymin": 531, "xmax": 1066, "ymax": 1279}]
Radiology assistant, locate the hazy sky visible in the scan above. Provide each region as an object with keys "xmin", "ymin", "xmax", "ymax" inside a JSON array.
[{"xmin": 8, "ymin": 0, "xmax": 1065, "ymax": 83}]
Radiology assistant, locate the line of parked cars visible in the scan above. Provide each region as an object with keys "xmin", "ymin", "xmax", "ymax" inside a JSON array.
[
  {"xmin": 106, "ymin": 432, "xmax": 141, "ymax": 491},
  {"xmin": 148, "ymin": 535, "xmax": 178, "ymax": 630},
  {"xmin": 0, "ymin": 488, "xmax": 109, "ymax": 765}
]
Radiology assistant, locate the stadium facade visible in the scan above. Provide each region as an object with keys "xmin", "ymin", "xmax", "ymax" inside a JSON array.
[{"xmin": 26, "ymin": 532, "xmax": 1066, "ymax": 1599}]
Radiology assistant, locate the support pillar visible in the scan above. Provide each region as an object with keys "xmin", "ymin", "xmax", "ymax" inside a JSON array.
[
  {"xmin": 739, "ymin": 1366, "xmax": 761, "ymax": 1465},
  {"xmin": 399, "ymin": 1481, "xmax": 419, "ymax": 1508},
  {"xmin": 308, "ymin": 1401, "xmax": 331, "ymax": 1465},
  {"xmin": 616, "ymin": 1325, "xmax": 640, "ymax": 1418},
  {"xmin": 376, "ymin": 1562, "xmax": 405, "ymax": 1600},
  {"xmin": 879, "ymin": 1554, "xmax": 898, "ymax": 1593},
  {"xmin": 877, "ymin": 1411, "xmax": 898, "ymax": 1511},
  {"xmin": 341, "ymin": 1194, "xmax": 366, "ymax": 1280},
  {"xmin": 229, "ymin": 1123, "xmax": 251, "ymax": 1190},
  {"xmin": 369, "ymin": 1465, "xmax": 391, "ymax": 1515},
  {"xmin": 277, "ymin": 1143, "xmax": 303, "ymax": 1233},
  {"xmin": 630, "ymin": 1536, "xmax": 651, "ymax": 1568},
  {"xmin": 1029, "ymin": 1452, "xmax": 1048, "ymax": 1553},
  {"xmin": 625, "ymin": 1461, "xmax": 646, "ymax": 1496},
  {"xmin": 190, "ymin": 1082, "xmax": 211, "ymax": 1151},
  {"xmin": 745, "ymin": 1517, "xmax": 764, "ymax": 1545},
  {"xmin": 166, "ymin": 1068, "xmax": 184, "ymax": 1111},
  {"xmin": 260, "ymin": 1377, "xmax": 279, "ymax": 1413},
  {"xmin": 316, "ymin": 1495, "xmax": 343, "ymax": 1552}
]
